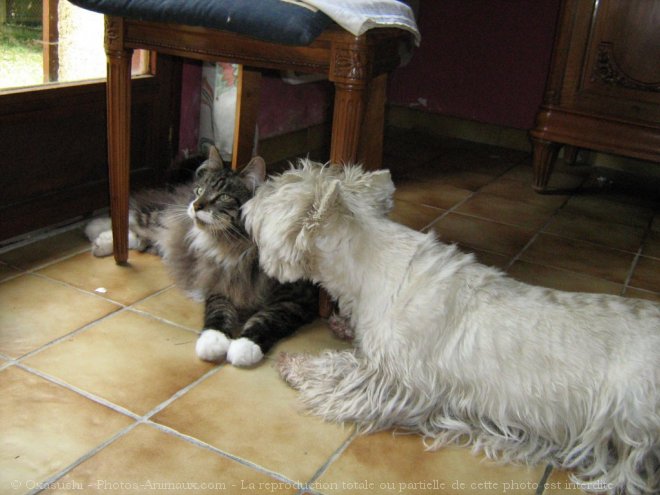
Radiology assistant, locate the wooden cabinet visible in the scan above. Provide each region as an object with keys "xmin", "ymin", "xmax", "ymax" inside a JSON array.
[{"xmin": 530, "ymin": 0, "xmax": 660, "ymax": 192}]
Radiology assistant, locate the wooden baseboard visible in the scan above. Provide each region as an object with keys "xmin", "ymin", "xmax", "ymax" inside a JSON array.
[{"xmin": 386, "ymin": 105, "xmax": 532, "ymax": 152}]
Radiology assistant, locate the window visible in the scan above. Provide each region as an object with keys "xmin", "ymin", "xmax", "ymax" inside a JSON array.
[
  {"xmin": 0, "ymin": 0, "xmax": 149, "ymax": 91},
  {"xmin": 0, "ymin": 1, "xmax": 179, "ymax": 242}
]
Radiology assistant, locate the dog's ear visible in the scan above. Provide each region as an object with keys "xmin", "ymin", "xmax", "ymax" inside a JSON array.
[
  {"xmin": 369, "ymin": 169, "xmax": 394, "ymax": 191},
  {"xmin": 342, "ymin": 168, "xmax": 395, "ymax": 215},
  {"xmin": 295, "ymin": 179, "xmax": 341, "ymax": 252},
  {"xmin": 361, "ymin": 169, "xmax": 395, "ymax": 214}
]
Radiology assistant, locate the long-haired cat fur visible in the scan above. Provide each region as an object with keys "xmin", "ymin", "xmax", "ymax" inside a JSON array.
[{"xmin": 85, "ymin": 149, "xmax": 317, "ymax": 366}]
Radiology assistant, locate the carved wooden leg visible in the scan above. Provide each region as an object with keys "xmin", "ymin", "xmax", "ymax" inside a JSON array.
[
  {"xmin": 316, "ymin": 81, "xmax": 369, "ymax": 318},
  {"xmin": 105, "ymin": 16, "xmax": 133, "ymax": 264},
  {"xmin": 358, "ymin": 73, "xmax": 387, "ymax": 170},
  {"xmin": 330, "ymin": 82, "xmax": 368, "ymax": 166},
  {"xmin": 531, "ymin": 138, "xmax": 559, "ymax": 193},
  {"xmin": 231, "ymin": 66, "xmax": 262, "ymax": 170}
]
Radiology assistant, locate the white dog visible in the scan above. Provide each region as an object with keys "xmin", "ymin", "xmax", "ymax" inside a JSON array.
[{"xmin": 242, "ymin": 160, "xmax": 660, "ymax": 495}]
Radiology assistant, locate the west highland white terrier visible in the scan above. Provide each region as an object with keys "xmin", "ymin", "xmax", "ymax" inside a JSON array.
[{"xmin": 242, "ymin": 160, "xmax": 660, "ymax": 495}]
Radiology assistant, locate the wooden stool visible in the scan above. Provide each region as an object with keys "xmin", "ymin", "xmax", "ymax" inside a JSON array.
[
  {"xmin": 102, "ymin": 19, "xmax": 409, "ymax": 262},
  {"xmin": 71, "ymin": 1, "xmax": 412, "ymax": 314}
]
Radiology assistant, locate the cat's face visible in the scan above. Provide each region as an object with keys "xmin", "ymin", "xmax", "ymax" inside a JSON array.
[{"xmin": 187, "ymin": 149, "xmax": 265, "ymax": 237}]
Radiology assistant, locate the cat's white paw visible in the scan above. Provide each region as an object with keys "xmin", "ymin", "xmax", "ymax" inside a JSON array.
[
  {"xmin": 128, "ymin": 231, "xmax": 147, "ymax": 251},
  {"xmin": 196, "ymin": 329, "xmax": 231, "ymax": 362},
  {"xmin": 85, "ymin": 217, "xmax": 112, "ymax": 242},
  {"xmin": 227, "ymin": 338, "xmax": 264, "ymax": 367},
  {"xmin": 91, "ymin": 231, "xmax": 114, "ymax": 257}
]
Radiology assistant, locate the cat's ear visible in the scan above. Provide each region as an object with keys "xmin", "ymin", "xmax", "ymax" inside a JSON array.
[
  {"xmin": 196, "ymin": 146, "xmax": 225, "ymax": 178},
  {"xmin": 207, "ymin": 146, "xmax": 225, "ymax": 169},
  {"xmin": 240, "ymin": 156, "xmax": 266, "ymax": 193}
]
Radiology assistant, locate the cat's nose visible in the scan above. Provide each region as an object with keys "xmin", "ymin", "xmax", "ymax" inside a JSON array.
[{"xmin": 193, "ymin": 201, "xmax": 205, "ymax": 211}]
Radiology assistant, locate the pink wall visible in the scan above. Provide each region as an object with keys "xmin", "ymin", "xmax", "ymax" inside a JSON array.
[
  {"xmin": 257, "ymin": 75, "xmax": 331, "ymax": 139},
  {"xmin": 178, "ymin": 61, "xmax": 202, "ymax": 155},
  {"xmin": 388, "ymin": 0, "xmax": 561, "ymax": 130},
  {"xmin": 178, "ymin": 0, "xmax": 561, "ymax": 150}
]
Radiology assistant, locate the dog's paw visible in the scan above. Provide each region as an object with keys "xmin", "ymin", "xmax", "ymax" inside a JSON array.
[
  {"xmin": 196, "ymin": 329, "xmax": 231, "ymax": 362},
  {"xmin": 328, "ymin": 312, "xmax": 354, "ymax": 341},
  {"xmin": 277, "ymin": 352, "xmax": 310, "ymax": 389},
  {"xmin": 227, "ymin": 338, "xmax": 264, "ymax": 367},
  {"xmin": 91, "ymin": 231, "xmax": 114, "ymax": 257}
]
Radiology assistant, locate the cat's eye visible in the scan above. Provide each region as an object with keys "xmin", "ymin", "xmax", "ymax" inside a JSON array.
[
  {"xmin": 220, "ymin": 194, "xmax": 233, "ymax": 202},
  {"xmin": 194, "ymin": 187, "xmax": 204, "ymax": 196}
]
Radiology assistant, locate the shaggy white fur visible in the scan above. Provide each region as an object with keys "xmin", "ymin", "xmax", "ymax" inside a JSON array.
[{"xmin": 242, "ymin": 160, "xmax": 660, "ymax": 495}]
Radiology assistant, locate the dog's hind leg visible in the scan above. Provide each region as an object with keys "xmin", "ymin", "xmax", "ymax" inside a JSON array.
[
  {"xmin": 328, "ymin": 311, "xmax": 355, "ymax": 341},
  {"xmin": 278, "ymin": 351, "xmax": 357, "ymax": 391},
  {"xmin": 278, "ymin": 350, "xmax": 426, "ymax": 432}
]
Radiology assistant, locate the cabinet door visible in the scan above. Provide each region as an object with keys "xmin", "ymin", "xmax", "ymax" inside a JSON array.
[{"xmin": 574, "ymin": 0, "xmax": 660, "ymax": 121}]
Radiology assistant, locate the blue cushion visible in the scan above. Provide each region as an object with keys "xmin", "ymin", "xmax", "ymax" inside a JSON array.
[{"xmin": 68, "ymin": 0, "xmax": 332, "ymax": 45}]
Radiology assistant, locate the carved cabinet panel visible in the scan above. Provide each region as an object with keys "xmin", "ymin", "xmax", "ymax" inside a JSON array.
[{"xmin": 530, "ymin": 0, "xmax": 660, "ymax": 191}]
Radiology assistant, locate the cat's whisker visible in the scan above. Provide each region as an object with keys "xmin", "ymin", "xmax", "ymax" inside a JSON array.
[
  {"xmin": 167, "ymin": 211, "xmax": 191, "ymax": 220},
  {"xmin": 227, "ymin": 223, "xmax": 250, "ymax": 242},
  {"xmin": 151, "ymin": 202, "xmax": 190, "ymax": 211}
]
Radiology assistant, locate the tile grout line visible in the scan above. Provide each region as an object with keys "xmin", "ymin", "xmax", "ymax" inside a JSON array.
[
  {"xmin": 295, "ymin": 428, "xmax": 359, "ymax": 495},
  {"xmin": 620, "ymin": 216, "xmax": 654, "ymax": 296},
  {"xmin": 15, "ymin": 363, "xmax": 142, "ymax": 421},
  {"xmin": 503, "ymin": 193, "xmax": 573, "ymax": 272},
  {"xmin": 145, "ymin": 421, "xmax": 301, "ymax": 487},
  {"xmin": 124, "ymin": 282, "xmax": 178, "ymax": 307},
  {"xmin": 140, "ymin": 365, "xmax": 224, "ymax": 421},
  {"xmin": 20, "ymin": 359, "xmax": 306, "ymax": 493},
  {"xmin": 27, "ymin": 269, "xmax": 132, "ymax": 308},
  {"xmin": 3, "ymin": 241, "xmax": 180, "ymax": 311},
  {"xmin": 1, "ymin": 246, "xmax": 92, "ymax": 275},
  {"xmin": 16, "ymin": 363, "xmax": 143, "ymax": 494},
  {"xmin": 0, "ymin": 267, "xmax": 27, "ymax": 284},
  {"xmin": 503, "ymin": 212, "xmax": 561, "ymax": 273},
  {"xmin": 620, "ymin": 247, "xmax": 644, "ymax": 297},
  {"xmin": 28, "ymin": 423, "xmax": 140, "ymax": 495},
  {"xmin": 127, "ymin": 307, "xmax": 201, "ymax": 335},
  {"xmin": 9, "ymin": 307, "xmax": 129, "ymax": 364},
  {"xmin": 422, "ymin": 188, "xmax": 481, "ymax": 233},
  {"xmin": 31, "ymin": 264, "xmax": 177, "ymax": 309},
  {"xmin": 20, "ymin": 364, "xmax": 236, "ymax": 494},
  {"xmin": 0, "ymin": 214, "xmax": 102, "ymax": 254},
  {"xmin": 421, "ymin": 160, "xmax": 524, "ymax": 233}
]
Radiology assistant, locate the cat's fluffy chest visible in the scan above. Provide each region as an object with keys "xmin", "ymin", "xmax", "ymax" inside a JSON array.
[
  {"xmin": 160, "ymin": 224, "xmax": 261, "ymax": 307},
  {"xmin": 187, "ymin": 228, "xmax": 250, "ymax": 269}
]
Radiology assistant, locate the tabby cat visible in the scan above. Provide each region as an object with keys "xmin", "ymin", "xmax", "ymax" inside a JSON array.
[{"xmin": 85, "ymin": 148, "xmax": 318, "ymax": 366}]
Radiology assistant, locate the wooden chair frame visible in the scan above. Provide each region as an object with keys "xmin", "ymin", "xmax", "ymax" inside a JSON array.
[
  {"xmin": 104, "ymin": 17, "xmax": 409, "ymax": 314},
  {"xmin": 104, "ymin": 16, "xmax": 409, "ymax": 264}
]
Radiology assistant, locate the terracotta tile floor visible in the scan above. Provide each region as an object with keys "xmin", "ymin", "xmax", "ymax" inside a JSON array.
[{"xmin": 1, "ymin": 130, "xmax": 659, "ymax": 495}]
